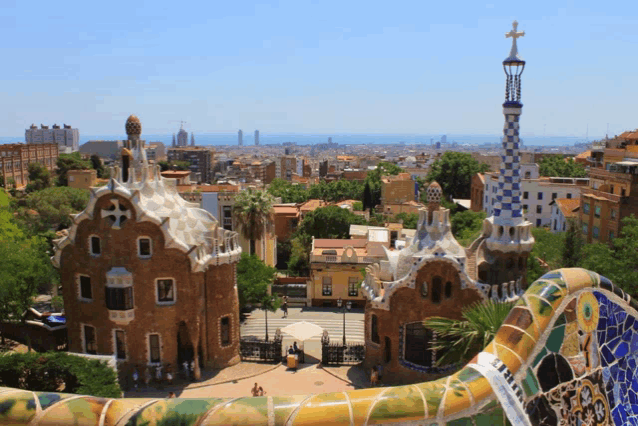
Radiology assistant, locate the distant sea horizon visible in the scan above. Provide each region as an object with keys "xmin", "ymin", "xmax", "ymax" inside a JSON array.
[{"xmin": 0, "ymin": 133, "xmax": 598, "ymax": 148}]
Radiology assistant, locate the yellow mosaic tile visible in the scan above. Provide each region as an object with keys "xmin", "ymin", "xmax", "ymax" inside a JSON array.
[
  {"xmin": 203, "ymin": 397, "xmax": 270, "ymax": 426},
  {"xmin": 442, "ymin": 379, "xmax": 473, "ymax": 417},
  {"xmin": 561, "ymin": 268, "xmax": 596, "ymax": 293},
  {"xmin": 103, "ymin": 398, "xmax": 156, "ymax": 426},
  {"xmin": 0, "ymin": 390, "xmax": 38, "ymax": 425},
  {"xmin": 494, "ymin": 343, "xmax": 523, "ymax": 373},
  {"xmin": 502, "ymin": 306, "xmax": 541, "ymax": 342},
  {"xmin": 291, "ymin": 392, "xmax": 351, "ymax": 426},
  {"xmin": 525, "ymin": 295, "xmax": 555, "ymax": 332},
  {"xmin": 413, "ymin": 381, "xmax": 447, "ymax": 418},
  {"xmin": 272, "ymin": 394, "xmax": 309, "ymax": 426},
  {"xmin": 494, "ymin": 325, "xmax": 537, "ymax": 364},
  {"xmin": 366, "ymin": 385, "xmax": 426, "ymax": 424},
  {"xmin": 37, "ymin": 397, "xmax": 109, "ymax": 426}
]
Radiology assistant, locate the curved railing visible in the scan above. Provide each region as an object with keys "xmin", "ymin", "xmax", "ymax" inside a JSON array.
[{"xmin": 0, "ymin": 268, "xmax": 635, "ymax": 425}]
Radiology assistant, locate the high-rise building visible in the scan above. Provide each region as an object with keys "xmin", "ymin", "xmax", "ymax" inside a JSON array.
[
  {"xmin": 172, "ymin": 134, "xmax": 176, "ymax": 147},
  {"xmin": 167, "ymin": 146, "xmax": 215, "ymax": 183},
  {"xmin": 254, "ymin": 130, "xmax": 260, "ymax": 146},
  {"xmin": 328, "ymin": 137, "xmax": 332, "ymax": 144},
  {"xmin": 25, "ymin": 124, "xmax": 79, "ymax": 153},
  {"xmin": 440, "ymin": 135, "xmax": 447, "ymax": 144},
  {"xmin": 190, "ymin": 133, "xmax": 195, "ymax": 146},
  {"xmin": 238, "ymin": 130, "xmax": 243, "ymax": 146}
]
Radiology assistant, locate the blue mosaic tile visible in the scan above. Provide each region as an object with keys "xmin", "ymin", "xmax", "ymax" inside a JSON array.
[
  {"xmin": 622, "ymin": 329, "xmax": 633, "ymax": 342},
  {"xmin": 601, "ymin": 345, "xmax": 615, "ymax": 366}
]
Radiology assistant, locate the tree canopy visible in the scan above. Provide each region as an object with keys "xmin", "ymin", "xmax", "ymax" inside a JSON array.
[
  {"xmin": 267, "ymin": 178, "xmax": 309, "ymax": 203},
  {"xmin": 363, "ymin": 161, "xmax": 404, "ymax": 209},
  {"xmin": 13, "ymin": 186, "xmax": 90, "ymax": 233},
  {"xmin": 538, "ymin": 156, "xmax": 587, "ymax": 178},
  {"xmin": 392, "ymin": 212, "xmax": 419, "ymax": 229},
  {"xmin": 450, "ymin": 210, "xmax": 486, "ymax": 246},
  {"xmin": 0, "ymin": 210, "xmax": 56, "ymax": 326},
  {"xmin": 295, "ymin": 205, "xmax": 366, "ymax": 239},
  {"xmin": 426, "ymin": 152, "xmax": 489, "ymax": 200},
  {"xmin": 233, "ymin": 188, "xmax": 275, "ymax": 255},
  {"xmin": 55, "ymin": 153, "xmax": 91, "ymax": 186},
  {"xmin": 236, "ymin": 253, "xmax": 279, "ymax": 312},
  {"xmin": 90, "ymin": 154, "xmax": 110, "ymax": 179},
  {"xmin": 526, "ymin": 227, "xmax": 564, "ymax": 283}
]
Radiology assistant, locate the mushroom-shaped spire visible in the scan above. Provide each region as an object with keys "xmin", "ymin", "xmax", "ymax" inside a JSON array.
[
  {"xmin": 427, "ymin": 181, "xmax": 442, "ymax": 211},
  {"xmin": 125, "ymin": 115, "xmax": 142, "ymax": 139}
]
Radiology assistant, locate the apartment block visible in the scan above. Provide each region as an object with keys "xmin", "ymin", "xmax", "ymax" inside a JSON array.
[
  {"xmin": 0, "ymin": 143, "xmax": 59, "ymax": 188},
  {"xmin": 167, "ymin": 146, "xmax": 214, "ymax": 183}
]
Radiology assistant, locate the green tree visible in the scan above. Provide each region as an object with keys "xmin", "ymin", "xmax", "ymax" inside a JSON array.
[
  {"xmin": 234, "ymin": 188, "xmax": 275, "ymax": 255},
  {"xmin": 158, "ymin": 161, "xmax": 170, "ymax": 172},
  {"xmin": 426, "ymin": 152, "xmax": 489, "ymax": 200},
  {"xmin": 538, "ymin": 156, "xmax": 587, "ymax": 178},
  {"xmin": 363, "ymin": 162, "xmax": 404, "ymax": 209},
  {"xmin": 295, "ymin": 205, "xmax": 366, "ymax": 239},
  {"xmin": 363, "ymin": 181, "xmax": 372, "ymax": 211},
  {"xmin": 527, "ymin": 227, "xmax": 564, "ymax": 283},
  {"xmin": 267, "ymin": 178, "xmax": 309, "ymax": 203},
  {"xmin": 236, "ymin": 253, "xmax": 277, "ymax": 312},
  {"xmin": 55, "ymin": 153, "xmax": 91, "ymax": 186},
  {"xmin": 352, "ymin": 201, "xmax": 363, "ymax": 211},
  {"xmin": 287, "ymin": 233, "xmax": 312, "ymax": 276},
  {"xmin": 423, "ymin": 300, "xmax": 514, "ymax": 366},
  {"xmin": 15, "ymin": 187, "xmax": 90, "ymax": 233},
  {"xmin": 450, "ymin": 210, "xmax": 486, "ymax": 245},
  {"xmin": 25, "ymin": 163, "xmax": 52, "ymax": 193},
  {"xmin": 562, "ymin": 218, "xmax": 584, "ymax": 267},
  {"xmin": 172, "ymin": 160, "xmax": 191, "ymax": 171},
  {"xmin": 393, "ymin": 212, "xmax": 419, "ymax": 229},
  {"xmin": 90, "ymin": 154, "xmax": 110, "ymax": 179},
  {"xmin": 0, "ymin": 211, "xmax": 56, "ymax": 341}
]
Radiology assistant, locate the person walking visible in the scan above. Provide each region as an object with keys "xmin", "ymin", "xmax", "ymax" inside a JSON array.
[
  {"xmin": 282, "ymin": 295, "xmax": 288, "ymax": 318},
  {"xmin": 132, "ymin": 368, "xmax": 139, "ymax": 390},
  {"xmin": 370, "ymin": 366, "xmax": 378, "ymax": 387}
]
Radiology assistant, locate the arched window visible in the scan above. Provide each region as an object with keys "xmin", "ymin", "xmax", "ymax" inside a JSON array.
[
  {"xmin": 371, "ymin": 315, "xmax": 380, "ymax": 344},
  {"xmin": 431, "ymin": 277, "xmax": 442, "ymax": 304},
  {"xmin": 445, "ymin": 281, "xmax": 452, "ymax": 299},
  {"xmin": 518, "ymin": 257, "xmax": 524, "ymax": 270},
  {"xmin": 404, "ymin": 324, "xmax": 435, "ymax": 367},
  {"xmin": 384, "ymin": 336, "xmax": 391, "ymax": 363}
]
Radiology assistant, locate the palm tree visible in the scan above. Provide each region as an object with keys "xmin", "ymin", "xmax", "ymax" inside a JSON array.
[
  {"xmin": 233, "ymin": 188, "xmax": 275, "ymax": 256},
  {"xmin": 422, "ymin": 300, "xmax": 514, "ymax": 366}
]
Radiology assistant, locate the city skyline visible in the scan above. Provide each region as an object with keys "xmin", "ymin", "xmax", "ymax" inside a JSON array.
[{"xmin": 1, "ymin": 1, "xmax": 637, "ymax": 137}]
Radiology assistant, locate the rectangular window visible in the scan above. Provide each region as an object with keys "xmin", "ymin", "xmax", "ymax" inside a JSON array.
[
  {"xmin": 322, "ymin": 276, "xmax": 332, "ymax": 296},
  {"xmin": 537, "ymin": 192, "xmax": 543, "ymax": 200},
  {"xmin": 584, "ymin": 203, "xmax": 590, "ymax": 214},
  {"xmin": 594, "ymin": 205, "xmax": 601, "ymax": 218},
  {"xmin": 536, "ymin": 205, "xmax": 542, "ymax": 214},
  {"xmin": 84, "ymin": 325, "xmax": 97, "ymax": 354},
  {"xmin": 80, "ymin": 275, "xmax": 92, "ymax": 300},
  {"xmin": 609, "ymin": 231, "xmax": 615, "ymax": 240},
  {"xmin": 90, "ymin": 236, "xmax": 101, "ymax": 255},
  {"xmin": 552, "ymin": 193, "xmax": 557, "ymax": 200},
  {"xmin": 404, "ymin": 324, "xmax": 435, "ymax": 367},
  {"xmin": 567, "ymin": 193, "xmax": 572, "ymax": 199},
  {"xmin": 157, "ymin": 279, "xmax": 175, "ymax": 303},
  {"xmin": 149, "ymin": 334, "xmax": 161, "ymax": 363},
  {"xmin": 138, "ymin": 238, "xmax": 152, "ymax": 257},
  {"xmin": 523, "ymin": 204, "xmax": 528, "ymax": 211},
  {"xmin": 536, "ymin": 218, "xmax": 542, "ymax": 227},
  {"xmin": 523, "ymin": 192, "xmax": 528, "ymax": 200},
  {"xmin": 222, "ymin": 206, "xmax": 233, "ymax": 231},
  {"xmin": 485, "ymin": 195, "xmax": 488, "ymax": 204},
  {"xmin": 221, "ymin": 317, "xmax": 230, "ymax": 346},
  {"xmin": 115, "ymin": 330, "xmax": 126, "ymax": 360},
  {"xmin": 105, "ymin": 287, "xmax": 134, "ymax": 310},
  {"xmin": 582, "ymin": 224, "xmax": 588, "ymax": 234},
  {"xmin": 371, "ymin": 315, "xmax": 380, "ymax": 344},
  {"xmin": 611, "ymin": 209, "xmax": 617, "ymax": 220},
  {"xmin": 348, "ymin": 277, "xmax": 359, "ymax": 297},
  {"xmin": 593, "ymin": 226, "xmax": 600, "ymax": 239}
]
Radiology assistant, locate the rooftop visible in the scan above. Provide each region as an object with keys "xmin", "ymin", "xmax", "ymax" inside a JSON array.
[{"xmin": 554, "ymin": 198, "xmax": 580, "ymax": 218}]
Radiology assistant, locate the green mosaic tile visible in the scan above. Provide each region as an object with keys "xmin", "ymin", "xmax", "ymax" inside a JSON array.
[
  {"xmin": 533, "ymin": 347, "xmax": 547, "ymax": 367},
  {"xmin": 416, "ymin": 383, "xmax": 446, "ymax": 418},
  {"xmin": 272, "ymin": 395, "xmax": 307, "ymax": 426},
  {"xmin": 126, "ymin": 398, "xmax": 221, "ymax": 426},
  {"xmin": 367, "ymin": 385, "xmax": 425, "ymax": 423},
  {"xmin": 446, "ymin": 417, "xmax": 473, "ymax": 425},
  {"xmin": 522, "ymin": 368, "xmax": 540, "ymax": 397},
  {"xmin": 545, "ymin": 324, "xmax": 565, "ymax": 353},
  {"xmin": 554, "ymin": 313, "xmax": 566, "ymax": 326},
  {"xmin": 203, "ymin": 397, "xmax": 270, "ymax": 426}
]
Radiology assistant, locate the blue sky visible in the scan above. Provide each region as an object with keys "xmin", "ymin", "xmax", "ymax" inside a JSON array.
[{"xmin": 0, "ymin": 0, "xmax": 636, "ymax": 138}]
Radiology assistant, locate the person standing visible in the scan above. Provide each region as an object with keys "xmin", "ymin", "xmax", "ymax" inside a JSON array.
[
  {"xmin": 370, "ymin": 366, "xmax": 378, "ymax": 387},
  {"xmin": 258, "ymin": 386, "xmax": 266, "ymax": 396},
  {"xmin": 251, "ymin": 383, "xmax": 260, "ymax": 397},
  {"xmin": 282, "ymin": 295, "xmax": 288, "ymax": 318}
]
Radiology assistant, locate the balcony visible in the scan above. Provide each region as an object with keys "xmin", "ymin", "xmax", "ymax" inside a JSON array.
[
  {"xmin": 588, "ymin": 167, "xmax": 638, "ymax": 184},
  {"xmin": 581, "ymin": 187, "xmax": 621, "ymax": 203},
  {"xmin": 108, "ymin": 309, "xmax": 134, "ymax": 325}
]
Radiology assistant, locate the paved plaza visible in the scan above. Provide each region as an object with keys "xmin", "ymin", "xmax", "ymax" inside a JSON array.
[{"xmin": 124, "ymin": 362, "xmax": 370, "ymax": 399}]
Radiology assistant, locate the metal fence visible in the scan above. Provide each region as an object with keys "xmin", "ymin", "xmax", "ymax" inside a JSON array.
[
  {"xmin": 239, "ymin": 329, "xmax": 283, "ymax": 363},
  {"xmin": 321, "ymin": 331, "xmax": 365, "ymax": 365}
]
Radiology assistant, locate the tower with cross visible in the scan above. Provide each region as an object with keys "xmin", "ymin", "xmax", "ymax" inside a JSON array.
[{"xmin": 475, "ymin": 21, "xmax": 534, "ymax": 287}]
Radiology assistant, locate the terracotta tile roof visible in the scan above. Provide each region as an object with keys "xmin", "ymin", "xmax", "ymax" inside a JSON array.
[
  {"xmin": 161, "ymin": 171, "xmax": 191, "ymax": 178},
  {"xmin": 555, "ymin": 198, "xmax": 580, "ymax": 218},
  {"xmin": 299, "ymin": 199, "xmax": 325, "ymax": 212},
  {"xmin": 314, "ymin": 239, "xmax": 367, "ymax": 248},
  {"xmin": 476, "ymin": 173, "xmax": 485, "ymax": 184},
  {"xmin": 575, "ymin": 150, "xmax": 591, "ymax": 159},
  {"xmin": 273, "ymin": 205, "xmax": 299, "ymax": 215},
  {"xmin": 620, "ymin": 131, "xmax": 638, "ymax": 139}
]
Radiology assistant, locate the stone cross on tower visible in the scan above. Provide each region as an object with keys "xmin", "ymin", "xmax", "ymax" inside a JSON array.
[
  {"xmin": 101, "ymin": 199, "xmax": 131, "ymax": 229},
  {"xmin": 505, "ymin": 20, "xmax": 525, "ymax": 61}
]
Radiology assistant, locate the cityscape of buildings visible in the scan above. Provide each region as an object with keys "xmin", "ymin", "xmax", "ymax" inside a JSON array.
[{"xmin": 3, "ymin": 16, "xmax": 638, "ymax": 426}]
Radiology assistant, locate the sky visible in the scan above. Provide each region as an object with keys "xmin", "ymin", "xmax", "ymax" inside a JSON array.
[{"xmin": 0, "ymin": 0, "xmax": 636, "ymax": 138}]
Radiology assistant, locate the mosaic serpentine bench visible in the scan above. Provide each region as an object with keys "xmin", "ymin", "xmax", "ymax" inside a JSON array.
[{"xmin": 1, "ymin": 268, "xmax": 636, "ymax": 425}]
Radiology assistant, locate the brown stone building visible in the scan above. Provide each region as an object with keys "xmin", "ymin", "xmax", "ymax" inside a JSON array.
[
  {"xmin": 53, "ymin": 116, "xmax": 242, "ymax": 381},
  {"xmin": 67, "ymin": 169, "xmax": 97, "ymax": 190},
  {"xmin": 470, "ymin": 173, "xmax": 485, "ymax": 212},
  {"xmin": 380, "ymin": 173, "xmax": 415, "ymax": 206},
  {"xmin": 0, "ymin": 143, "xmax": 59, "ymax": 188},
  {"xmin": 579, "ymin": 132, "xmax": 638, "ymax": 243}
]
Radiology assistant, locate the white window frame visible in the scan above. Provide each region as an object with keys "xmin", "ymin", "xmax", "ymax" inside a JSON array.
[
  {"xmin": 82, "ymin": 323, "xmax": 97, "ymax": 355},
  {"xmin": 76, "ymin": 274, "xmax": 92, "ymax": 302},
  {"xmin": 147, "ymin": 333, "xmax": 162, "ymax": 365},
  {"xmin": 137, "ymin": 236, "xmax": 153, "ymax": 258},
  {"xmin": 89, "ymin": 234, "xmax": 101, "ymax": 256},
  {"xmin": 155, "ymin": 277, "xmax": 176, "ymax": 305},
  {"xmin": 113, "ymin": 329, "xmax": 127, "ymax": 361}
]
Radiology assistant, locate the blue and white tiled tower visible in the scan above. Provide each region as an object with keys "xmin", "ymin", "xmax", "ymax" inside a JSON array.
[{"xmin": 483, "ymin": 21, "xmax": 534, "ymax": 268}]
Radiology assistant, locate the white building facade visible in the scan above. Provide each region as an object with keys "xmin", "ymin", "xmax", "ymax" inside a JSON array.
[
  {"xmin": 26, "ymin": 124, "xmax": 79, "ymax": 153},
  {"xmin": 483, "ymin": 164, "xmax": 589, "ymax": 227}
]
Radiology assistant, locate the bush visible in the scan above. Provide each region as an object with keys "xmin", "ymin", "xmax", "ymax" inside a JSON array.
[{"xmin": 0, "ymin": 352, "xmax": 121, "ymax": 398}]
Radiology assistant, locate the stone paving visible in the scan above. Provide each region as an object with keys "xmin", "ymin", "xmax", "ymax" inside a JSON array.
[{"xmin": 123, "ymin": 361, "xmax": 374, "ymax": 399}]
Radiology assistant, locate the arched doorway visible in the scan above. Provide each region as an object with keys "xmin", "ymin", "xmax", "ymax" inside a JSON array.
[{"xmin": 177, "ymin": 321, "xmax": 194, "ymax": 366}]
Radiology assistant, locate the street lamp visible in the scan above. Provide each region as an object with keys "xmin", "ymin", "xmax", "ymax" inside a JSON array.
[{"xmin": 337, "ymin": 297, "xmax": 352, "ymax": 346}]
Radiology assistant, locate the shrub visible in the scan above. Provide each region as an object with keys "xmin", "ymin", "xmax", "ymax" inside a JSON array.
[{"xmin": 0, "ymin": 352, "xmax": 121, "ymax": 398}]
